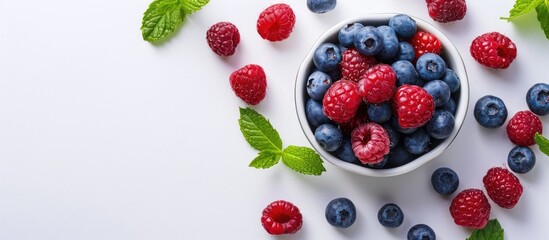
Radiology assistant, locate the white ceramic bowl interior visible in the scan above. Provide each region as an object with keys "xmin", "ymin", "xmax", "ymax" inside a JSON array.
[{"xmin": 295, "ymin": 14, "xmax": 469, "ymax": 177}]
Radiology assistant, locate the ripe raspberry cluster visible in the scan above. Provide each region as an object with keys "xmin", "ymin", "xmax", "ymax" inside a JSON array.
[{"xmin": 304, "ymin": 14, "xmax": 462, "ymax": 169}]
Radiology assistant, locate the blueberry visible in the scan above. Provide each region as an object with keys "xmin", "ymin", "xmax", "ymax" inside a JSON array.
[
  {"xmin": 431, "ymin": 167, "xmax": 459, "ymax": 195},
  {"xmin": 354, "ymin": 26, "xmax": 384, "ymax": 56},
  {"xmin": 313, "ymin": 43, "xmax": 342, "ymax": 72},
  {"xmin": 387, "ymin": 144, "xmax": 415, "ymax": 168},
  {"xmin": 391, "ymin": 117, "xmax": 417, "ymax": 134},
  {"xmin": 334, "ymin": 137, "xmax": 359, "ymax": 163},
  {"xmin": 307, "ymin": 0, "xmax": 337, "ymax": 14},
  {"xmin": 383, "ymin": 122, "xmax": 401, "ymax": 150},
  {"xmin": 376, "ymin": 25, "xmax": 399, "ymax": 61},
  {"xmin": 307, "ymin": 70, "xmax": 333, "ymax": 100},
  {"xmin": 392, "ymin": 60, "xmax": 418, "ymax": 86},
  {"xmin": 442, "ymin": 69, "xmax": 460, "ymax": 93},
  {"xmin": 526, "ymin": 83, "xmax": 549, "ymax": 116},
  {"xmin": 389, "ymin": 14, "xmax": 417, "ymax": 39},
  {"xmin": 377, "ymin": 203, "xmax": 404, "ymax": 228},
  {"xmin": 438, "ymin": 98, "xmax": 456, "ymax": 115},
  {"xmin": 338, "ymin": 22, "xmax": 364, "ymax": 47},
  {"xmin": 416, "ymin": 53, "xmax": 446, "ymax": 81},
  {"xmin": 367, "ymin": 102, "xmax": 392, "ymax": 123},
  {"xmin": 367, "ymin": 155, "xmax": 389, "ymax": 169},
  {"xmin": 408, "ymin": 224, "xmax": 436, "ymax": 240},
  {"xmin": 508, "ymin": 146, "xmax": 536, "ymax": 174},
  {"xmin": 394, "ymin": 42, "xmax": 415, "ymax": 62},
  {"xmin": 314, "ymin": 123, "xmax": 343, "ymax": 151},
  {"xmin": 404, "ymin": 128, "xmax": 431, "ymax": 155},
  {"xmin": 474, "ymin": 95, "xmax": 508, "ymax": 128},
  {"xmin": 325, "ymin": 197, "xmax": 357, "ymax": 228},
  {"xmin": 423, "ymin": 80, "xmax": 451, "ymax": 107},
  {"xmin": 306, "ymin": 99, "xmax": 332, "ymax": 128},
  {"xmin": 426, "ymin": 110, "xmax": 455, "ymax": 140},
  {"xmin": 327, "ymin": 69, "xmax": 342, "ymax": 81}
]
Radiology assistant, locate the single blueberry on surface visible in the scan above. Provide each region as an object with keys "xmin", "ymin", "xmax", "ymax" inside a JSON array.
[
  {"xmin": 423, "ymin": 80, "xmax": 451, "ymax": 107},
  {"xmin": 408, "ymin": 224, "xmax": 436, "ymax": 240},
  {"xmin": 394, "ymin": 41, "xmax": 415, "ymax": 62},
  {"xmin": 526, "ymin": 82, "xmax": 549, "ymax": 116},
  {"xmin": 392, "ymin": 60, "xmax": 418, "ymax": 86},
  {"xmin": 306, "ymin": 98, "xmax": 332, "ymax": 128},
  {"xmin": 474, "ymin": 95, "xmax": 508, "ymax": 128},
  {"xmin": 442, "ymin": 68, "xmax": 460, "ymax": 93},
  {"xmin": 388, "ymin": 14, "xmax": 417, "ymax": 39},
  {"xmin": 314, "ymin": 123, "xmax": 343, "ymax": 152},
  {"xmin": 313, "ymin": 43, "xmax": 342, "ymax": 72},
  {"xmin": 431, "ymin": 167, "xmax": 459, "ymax": 195},
  {"xmin": 334, "ymin": 137, "xmax": 359, "ymax": 163},
  {"xmin": 377, "ymin": 203, "xmax": 404, "ymax": 228},
  {"xmin": 416, "ymin": 53, "xmax": 446, "ymax": 81},
  {"xmin": 508, "ymin": 146, "xmax": 536, "ymax": 174},
  {"xmin": 404, "ymin": 128, "xmax": 431, "ymax": 155},
  {"xmin": 367, "ymin": 102, "xmax": 392, "ymax": 123},
  {"xmin": 338, "ymin": 22, "xmax": 364, "ymax": 47},
  {"xmin": 307, "ymin": 0, "xmax": 337, "ymax": 14},
  {"xmin": 307, "ymin": 70, "xmax": 333, "ymax": 100},
  {"xmin": 377, "ymin": 25, "xmax": 399, "ymax": 61},
  {"xmin": 426, "ymin": 110, "xmax": 455, "ymax": 140},
  {"xmin": 354, "ymin": 26, "xmax": 384, "ymax": 56},
  {"xmin": 325, "ymin": 197, "xmax": 357, "ymax": 228}
]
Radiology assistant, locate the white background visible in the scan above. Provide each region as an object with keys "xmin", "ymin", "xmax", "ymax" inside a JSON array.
[{"xmin": 1, "ymin": 0, "xmax": 549, "ymax": 239}]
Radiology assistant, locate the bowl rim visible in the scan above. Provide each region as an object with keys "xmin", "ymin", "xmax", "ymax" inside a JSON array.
[{"xmin": 294, "ymin": 13, "xmax": 470, "ymax": 177}]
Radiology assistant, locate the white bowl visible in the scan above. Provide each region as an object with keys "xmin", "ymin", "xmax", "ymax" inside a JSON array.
[{"xmin": 294, "ymin": 14, "xmax": 469, "ymax": 177}]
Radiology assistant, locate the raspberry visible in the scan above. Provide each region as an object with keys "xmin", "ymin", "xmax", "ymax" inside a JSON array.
[
  {"xmin": 323, "ymin": 80, "xmax": 362, "ymax": 123},
  {"xmin": 206, "ymin": 22, "xmax": 240, "ymax": 56},
  {"xmin": 256, "ymin": 3, "xmax": 296, "ymax": 41},
  {"xmin": 392, "ymin": 84, "xmax": 435, "ymax": 128},
  {"xmin": 338, "ymin": 105, "xmax": 369, "ymax": 135},
  {"xmin": 450, "ymin": 189, "xmax": 491, "ymax": 229},
  {"xmin": 340, "ymin": 48, "xmax": 378, "ymax": 82},
  {"xmin": 261, "ymin": 200, "xmax": 303, "ymax": 235},
  {"xmin": 229, "ymin": 64, "xmax": 267, "ymax": 105},
  {"xmin": 506, "ymin": 110, "xmax": 543, "ymax": 146},
  {"xmin": 409, "ymin": 31, "xmax": 442, "ymax": 60},
  {"xmin": 470, "ymin": 32, "xmax": 517, "ymax": 69},
  {"xmin": 351, "ymin": 122, "xmax": 390, "ymax": 164},
  {"xmin": 483, "ymin": 167, "xmax": 523, "ymax": 209},
  {"xmin": 427, "ymin": 0, "xmax": 467, "ymax": 23},
  {"xmin": 357, "ymin": 64, "xmax": 397, "ymax": 104}
]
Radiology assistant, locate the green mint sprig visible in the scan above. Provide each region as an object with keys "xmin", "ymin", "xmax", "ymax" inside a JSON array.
[
  {"xmin": 534, "ymin": 132, "xmax": 549, "ymax": 156},
  {"xmin": 141, "ymin": 0, "xmax": 210, "ymax": 43},
  {"xmin": 501, "ymin": 0, "xmax": 549, "ymax": 40},
  {"xmin": 467, "ymin": 219, "xmax": 504, "ymax": 240},
  {"xmin": 238, "ymin": 107, "xmax": 326, "ymax": 176}
]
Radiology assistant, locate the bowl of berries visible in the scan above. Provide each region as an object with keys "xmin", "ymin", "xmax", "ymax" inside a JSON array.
[{"xmin": 295, "ymin": 13, "xmax": 469, "ymax": 177}]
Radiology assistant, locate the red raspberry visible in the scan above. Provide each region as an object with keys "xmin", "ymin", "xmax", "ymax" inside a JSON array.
[
  {"xmin": 427, "ymin": 0, "xmax": 467, "ymax": 23},
  {"xmin": 229, "ymin": 64, "xmax": 267, "ymax": 105},
  {"xmin": 357, "ymin": 64, "xmax": 396, "ymax": 104},
  {"xmin": 338, "ymin": 104, "xmax": 369, "ymax": 135},
  {"xmin": 506, "ymin": 110, "xmax": 543, "ymax": 146},
  {"xmin": 392, "ymin": 84, "xmax": 435, "ymax": 128},
  {"xmin": 470, "ymin": 32, "xmax": 517, "ymax": 69},
  {"xmin": 256, "ymin": 3, "xmax": 296, "ymax": 41},
  {"xmin": 206, "ymin": 22, "xmax": 240, "ymax": 56},
  {"xmin": 261, "ymin": 200, "xmax": 303, "ymax": 235},
  {"xmin": 450, "ymin": 189, "xmax": 491, "ymax": 229},
  {"xmin": 483, "ymin": 167, "xmax": 523, "ymax": 209},
  {"xmin": 409, "ymin": 31, "xmax": 442, "ymax": 60},
  {"xmin": 351, "ymin": 123, "xmax": 390, "ymax": 164},
  {"xmin": 323, "ymin": 80, "xmax": 362, "ymax": 123},
  {"xmin": 340, "ymin": 48, "xmax": 378, "ymax": 82}
]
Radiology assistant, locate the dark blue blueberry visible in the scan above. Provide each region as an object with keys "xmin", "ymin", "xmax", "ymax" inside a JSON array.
[
  {"xmin": 416, "ymin": 53, "xmax": 446, "ymax": 81},
  {"xmin": 313, "ymin": 43, "xmax": 342, "ymax": 72},
  {"xmin": 315, "ymin": 123, "xmax": 343, "ymax": 152},
  {"xmin": 526, "ymin": 83, "xmax": 549, "ymax": 116},
  {"xmin": 367, "ymin": 155, "xmax": 388, "ymax": 169},
  {"xmin": 354, "ymin": 26, "xmax": 384, "ymax": 56},
  {"xmin": 327, "ymin": 69, "xmax": 342, "ymax": 81},
  {"xmin": 426, "ymin": 110, "xmax": 455, "ymax": 140},
  {"xmin": 394, "ymin": 42, "xmax": 415, "ymax": 62},
  {"xmin": 403, "ymin": 128, "xmax": 430, "ymax": 155},
  {"xmin": 338, "ymin": 22, "xmax": 364, "ymax": 47},
  {"xmin": 391, "ymin": 117, "xmax": 417, "ymax": 134},
  {"xmin": 508, "ymin": 146, "xmax": 536, "ymax": 174},
  {"xmin": 307, "ymin": 0, "xmax": 337, "ymax": 13},
  {"xmin": 438, "ymin": 98, "xmax": 456, "ymax": 115},
  {"xmin": 392, "ymin": 60, "xmax": 418, "ymax": 86},
  {"xmin": 325, "ymin": 197, "xmax": 357, "ymax": 228},
  {"xmin": 423, "ymin": 80, "xmax": 451, "ymax": 107},
  {"xmin": 431, "ymin": 167, "xmax": 459, "ymax": 195},
  {"xmin": 442, "ymin": 69, "xmax": 460, "ymax": 93},
  {"xmin": 474, "ymin": 95, "xmax": 508, "ymax": 128},
  {"xmin": 376, "ymin": 25, "xmax": 399, "ymax": 61},
  {"xmin": 387, "ymin": 144, "xmax": 415, "ymax": 168},
  {"xmin": 377, "ymin": 203, "xmax": 404, "ymax": 228},
  {"xmin": 307, "ymin": 70, "xmax": 333, "ymax": 100},
  {"xmin": 408, "ymin": 224, "xmax": 436, "ymax": 240},
  {"xmin": 415, "ymin": 78, "xmax": 427, "ymax": 87},
  {"xmin": 306, "ymin": 99, "xmax": 332, "ymax": 128},
  {"xmin": 388, "ymin": 14, "xmax": 417, "ymax": 39},
  {"xmin": 383, "ymin": 122, "xmax": 401, "ymax": 150},
  {"xmin": 334, "ymin": 137, "xmax": 359, "ymax": 163},
  {"xmin": 367, "ymin": 102, "xmax": 392, "ymax": 123}
]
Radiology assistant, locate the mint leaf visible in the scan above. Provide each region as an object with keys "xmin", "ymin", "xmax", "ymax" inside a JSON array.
[
  {"xmin": 467, "ymin": 219, "xmax": 504, "ymax": 240},
  {"xmin": 501, "ymin": 0, "xmax": 544, "ymax": 21},
  {"xmin": 535, "ymin": 132, "xmax": 549, "ymax": 156},
  {"xmin": 536, "ymin": 2, "xmax": 549, "ymax": 40},
  {"xmin": 181, "ymin": 0, "xmax": 210, "ymax": 14},
  {"xmin": 249, "ymin": 151, "xmax": 281, "ymax": 169},
  {"xmin": 238, "ymin": 107, "xmax": 283, "ymax": 152},
  {"xmin": 281, "ymin": 146, "xmax": 326, "ymax": 176}
]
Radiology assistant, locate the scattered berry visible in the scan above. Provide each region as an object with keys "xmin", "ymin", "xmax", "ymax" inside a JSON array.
[
  {"xmin": 416, "ymin": 53, "xmax": 446, "ymax": 81},
  {"xmin": 340, "ymin": 48, "xmax": 378, "ymax": 82},
  {"xmin": 315, "ymin": 123, "xmax": 343, "ymax": 152},
  {"xmin": 358, "ymin": 64, "xmax": 397, "ymax": 104},
  {"xmin": 474, "ymin": 95, "xmax": 508, "ymax": 128},
  {"xmin": 483, "ymin": 167, "xmax": 523, "ymax": 209},
  {"xmin": 426, "ymin": 110, "xmax": 455, "ymax": 140},
  {"xmin": 229, "ymin": 64, "xmax": 266, "ymax": 105},
  {"xmin": 404, "ymin": 128, "xmax": 431, "ymax": 154},
  {"xmin": 423, "ymin": 80, "xmax": 451, "ymax": 107},
  {"xmin": 470, "ymin": 32, "xmax": 517, "ymax": 69},
  {"xmin": 389, "ymin": 14, "xmax": 417, "ymax": 39},
  {"xmin": 323, "ymin": 80, "xmax": 362, "ymax": 123},
  {"xmin": 314, "ymin": 43, "xmax": 343, "ymax": 72},
  {"xmin": 351, "ymin": 123, "xmax": 391, "ymax": 164},
  {"xmin": 508, "ymin": 146, "xmax": 536, "ymax": 174},
  {"xmin": 407, "ymin": 224, "xmax": 436, "ymax": 240},
  {"xmin": 261, "ymin": 200, "xmax": 303, "ymax": 235},
  {"xmin": 449, "ymin": 188, "xmax": 491, "ymax": 229},
  {"xmin": 392, "ymin": 60, "xmax": 419, "ymax": 86},
  {"xmin": 307, "ymin": 70, "xmax": 333, "ymax": 100},
  {"xmin": 506, "ymin": 110, "xmax": 543, "ymax": 146},
  {"xmin": 206, "ymin": 22, "xmax": 240, "ymax": 57},
  {"xmin": 431, "ymin": 167, "xmax": 459, "ymax": 195},
  {"xmin": 427, "ymin": 0, "xmax": 467, "ymax": 23},
  {"xmin": 257, "ymin": 3, "xmax": 296, "ymax": 41},
  {"xmin": 409, "ymin": 31, "xmax": 442, "ymax": 59},
  {"xmin": 377, "ymin": 203, "xmax": 404, "ymax": 228},
  {"xmin": 392, "ymin": 84, "xmax": 435, "ymax": 128},
  {"xmin": 354, "ymin": 26, "xmax": 384, "ymax": 56},
  {"xmin": 377, "ymin": 25, "xmax": 400, "ymax": 61},
  {"xmin": 338, "ymin": 22, "xmax": 364, "ymax": 47},
  {"xmin": 526, "ymin": 83, "xmax": 549, "ymax": 116},
  {"xmin": 325, "ymin": 197, "xmax": 357, "ymax": 228},
  {"xmin": 307, "ymin": 0, "xmax": 337, "ymax": 13}
]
